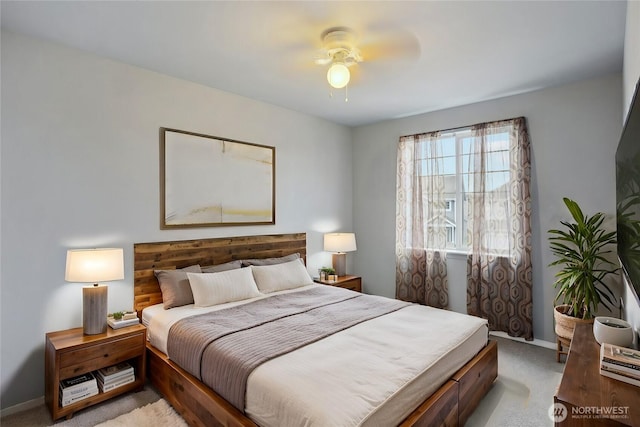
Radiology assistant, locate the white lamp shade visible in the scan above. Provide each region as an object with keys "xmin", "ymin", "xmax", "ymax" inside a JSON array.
[
  {"xmin": 327, "ymin": 63, "xmax": 350, "ymax": 89},
  {"xmin": 324, "ymin": 233, "xmax": 357, "ymax": 253},
  {"xmin": 65, "ymin": 248, "xmax": 124, "ymax": 283}
]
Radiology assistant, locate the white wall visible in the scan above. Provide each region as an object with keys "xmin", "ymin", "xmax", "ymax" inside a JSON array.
[
  {"xmin": 0, "ymin": 31, "xmax": 354, "ymax": 409},
  {"xmin": 621, "ymin": 0, "xmax": 640, "ymax": 345},
  {"xmin": 352, "ymin": 73, "xmax": 622, "ymax": 344},
  {"xmin": 623, "ymin": 1, "xmax": 640, "ymax": 117}
]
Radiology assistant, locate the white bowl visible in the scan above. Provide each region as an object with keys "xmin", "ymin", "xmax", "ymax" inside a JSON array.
[{"xmin": 593, "ymin": 317, "xmax": 634, "ymax": 347}]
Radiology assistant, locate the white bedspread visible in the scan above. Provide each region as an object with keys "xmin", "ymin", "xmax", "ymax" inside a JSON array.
[{"xmin": 143, "ymin": 285, "xmax": 488, "ymax": 427}]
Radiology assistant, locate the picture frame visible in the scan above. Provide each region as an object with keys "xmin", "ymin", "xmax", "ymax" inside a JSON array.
[{"xmin": 160, "ymin": 127, "xmax": 275, "ymax": 228}]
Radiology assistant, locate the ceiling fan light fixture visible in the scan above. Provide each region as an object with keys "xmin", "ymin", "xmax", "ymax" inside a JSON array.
[{"xmin": 327, "ymin": 62, "xmax": 350, "ymax": 89}]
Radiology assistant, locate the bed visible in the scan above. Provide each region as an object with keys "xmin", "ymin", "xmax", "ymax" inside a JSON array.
[{"xmin": 134, "ymin": 233, "xmax": 497, "ymax": 427}]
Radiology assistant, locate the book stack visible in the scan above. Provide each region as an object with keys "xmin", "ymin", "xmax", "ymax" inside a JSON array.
[
  {"xmin": 95, "ymin": 362, "xmax": 135, "ymax": 393},
  {"xmin": 107, "ymin": 311, "xmax": 139, "ymax": 329},
  {"xmin": 59, "ymin": 372, "xmax": 98, "ymax": 407},
  {"xmin": 600, "ymin": 343, "xmax": 640, "ymax": 387}
]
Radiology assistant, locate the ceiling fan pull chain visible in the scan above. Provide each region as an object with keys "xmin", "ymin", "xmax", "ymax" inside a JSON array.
[{"xmin": 345, "ymin": 84, "xmax": 348, "ymax": 102}]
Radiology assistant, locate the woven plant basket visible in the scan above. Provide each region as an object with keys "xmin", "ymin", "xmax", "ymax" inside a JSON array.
[{"xmin": 554, "ymin": 304, "xmax": 594, "ymax": 341}]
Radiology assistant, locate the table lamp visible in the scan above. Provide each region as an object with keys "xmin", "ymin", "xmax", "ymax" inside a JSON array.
[
  {"xmin": 65, "ymin": 248, "xmax": 124, "ymax": 335},
  {"xmin": 323, "ymin": 233, "xmax": 357, "ymax": 276}
]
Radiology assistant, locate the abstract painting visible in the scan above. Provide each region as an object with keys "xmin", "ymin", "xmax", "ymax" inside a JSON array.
[{"xmin": 160, "ymin": 128, "xmax": 275, "ymax": 228}]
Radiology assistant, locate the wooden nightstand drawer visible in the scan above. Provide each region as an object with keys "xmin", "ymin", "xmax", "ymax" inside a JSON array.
[{"xmin": 59, "ymin": 334, "xmax": 144, "ymax": 378}]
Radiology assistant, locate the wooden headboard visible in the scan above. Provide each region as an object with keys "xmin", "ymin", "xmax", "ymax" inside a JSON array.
[{"xmin": 133, "ymin": 233, "xmax": 307, "ymax": 316}]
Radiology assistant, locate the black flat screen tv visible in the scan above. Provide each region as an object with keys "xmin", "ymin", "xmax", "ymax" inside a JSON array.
[{"xmin": 616, "ymin": 77, "xmax": 640, "ymax": 305}]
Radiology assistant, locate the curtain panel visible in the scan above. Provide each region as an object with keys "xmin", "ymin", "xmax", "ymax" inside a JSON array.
[
  {"xmin": 466, "ymin": 117, "xmax": 533, "ymax": 340},
  {"xmin": 395, "ymin": 133, "xmax": 449, "ymax": 309}
]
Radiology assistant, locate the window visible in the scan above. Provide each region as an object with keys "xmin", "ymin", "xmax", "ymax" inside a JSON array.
[
  {"xmin": 396, "ymin": 117, "xmax": 532, "ymax": 336},
  {"xmin": 445, "ymin": 199, "xmax": 454, "ymax": 212},
  {"xmin": 446, "ymin": 223, "xmax": 456, "ymax": 244},
  {"xmin": 417, "ymin": 128, "xmax": 512, "ymax": 252}
]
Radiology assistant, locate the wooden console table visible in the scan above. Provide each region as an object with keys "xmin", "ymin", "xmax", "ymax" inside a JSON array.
[{"xmin": 554, "ymin": 323, "xmax": 639, "ymax": 426}]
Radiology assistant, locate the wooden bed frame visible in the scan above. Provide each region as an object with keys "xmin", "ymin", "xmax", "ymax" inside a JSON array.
[{"xmin": 133, "ymin": 233, "xmax": 497, "ymax": 427}]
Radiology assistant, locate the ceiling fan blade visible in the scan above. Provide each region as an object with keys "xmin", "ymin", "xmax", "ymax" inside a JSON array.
[
  {"xmin": 286, "ymin": 44, "xmax": 328, "ymax": 72},
  {"xmin": 348, "ymin": 65, "xmax": 362, "ymax": 84},
  {"xmin": 313, "ymin": 49, "xmax": 333, "ymax": 65},
  {"xmin": 359, "ymin": 29, "xmax": 421, "ymax": 63}
]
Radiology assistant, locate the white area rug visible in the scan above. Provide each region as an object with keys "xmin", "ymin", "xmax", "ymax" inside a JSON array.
[{"xmin": 94, "ymin": 399, "xmax": 187, "ymax": 427}]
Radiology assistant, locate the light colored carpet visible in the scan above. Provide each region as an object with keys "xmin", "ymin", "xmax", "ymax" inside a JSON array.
[
  {"xmin": 465, "ymin": 336, "xmax": 564, "ymax": 426},
  {"xmin": 1, "ymin": 336, "xmax": 563, "ymax": 426},
  {"xmin": 94, "ymin": 399, "xmax": 187, "ymax": 427}
]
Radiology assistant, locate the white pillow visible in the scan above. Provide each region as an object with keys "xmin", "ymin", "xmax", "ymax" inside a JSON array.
[
  {"xmin": 187, "ymin": 268, "xmax": 261, "ymax": 307},
  {"xmin": 251, "ymin": 259, "xmax": 314, "ymax": 293}
]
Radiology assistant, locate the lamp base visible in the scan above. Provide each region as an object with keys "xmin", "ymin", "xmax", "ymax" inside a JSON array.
[
  {"xmin": 83, "ymin": 285, "xmax": 108, "ymax": 335},
  {"xmin": 332, "ymin": 253, "xmax": 347, "ymax": 276}
]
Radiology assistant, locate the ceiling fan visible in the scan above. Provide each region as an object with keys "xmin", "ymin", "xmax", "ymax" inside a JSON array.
[
  {"xmin": 314, "ymin": 27, "xmax": 362, "ymax": 90},
  {"xmin": 312, "ymin": 25, "xmax": 420, "ymax": 100}
]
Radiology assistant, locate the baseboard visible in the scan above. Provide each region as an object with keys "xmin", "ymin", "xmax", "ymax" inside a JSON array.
[
  {"xmin": 0, "ymin": 396, "xmax": 44, "ymax": 418},
  {"xmin": 489, "ymin": 331, "xmax": 556, "ymax": 350}
]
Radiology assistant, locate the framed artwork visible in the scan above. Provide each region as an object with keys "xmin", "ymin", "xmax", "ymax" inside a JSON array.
[{"xmin": 160, "ymin": 128, "xmax": 275, "ymax": 228}]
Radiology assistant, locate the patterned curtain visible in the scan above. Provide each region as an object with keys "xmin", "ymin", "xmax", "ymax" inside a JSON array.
[
  {"xmin": 466, "ymin": 117, "xmax": 533, "ymax": 340},
  {"xmin": 395, "ymin": 133, "xmax": 449, "ymax": 309}
]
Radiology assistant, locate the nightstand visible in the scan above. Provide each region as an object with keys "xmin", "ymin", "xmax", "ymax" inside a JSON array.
[
  {"xmin": 45, "ymin": 324, "xmax": 146, "ymax": 421},
  {"xmin": 314, "ymin": 275, "xmax": 362, "ymax": 292}
]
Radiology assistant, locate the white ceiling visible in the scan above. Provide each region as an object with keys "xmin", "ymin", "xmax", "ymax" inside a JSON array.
[{"xmin": 1, "ymin": 1, "xmax": 627, "ymax": 127}]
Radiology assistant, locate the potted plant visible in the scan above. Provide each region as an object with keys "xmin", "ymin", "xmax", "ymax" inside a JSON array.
[
  {"xmin": 109, "ymin": 311, "xmax": 125, "ymax": 321},
  {"xmin": 320, "ymin": 267, "xmax": 336, "ymax": 281},
  {"xmin": 548, "ymin": 198, "xmax": 618, "ymax": 342}
]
